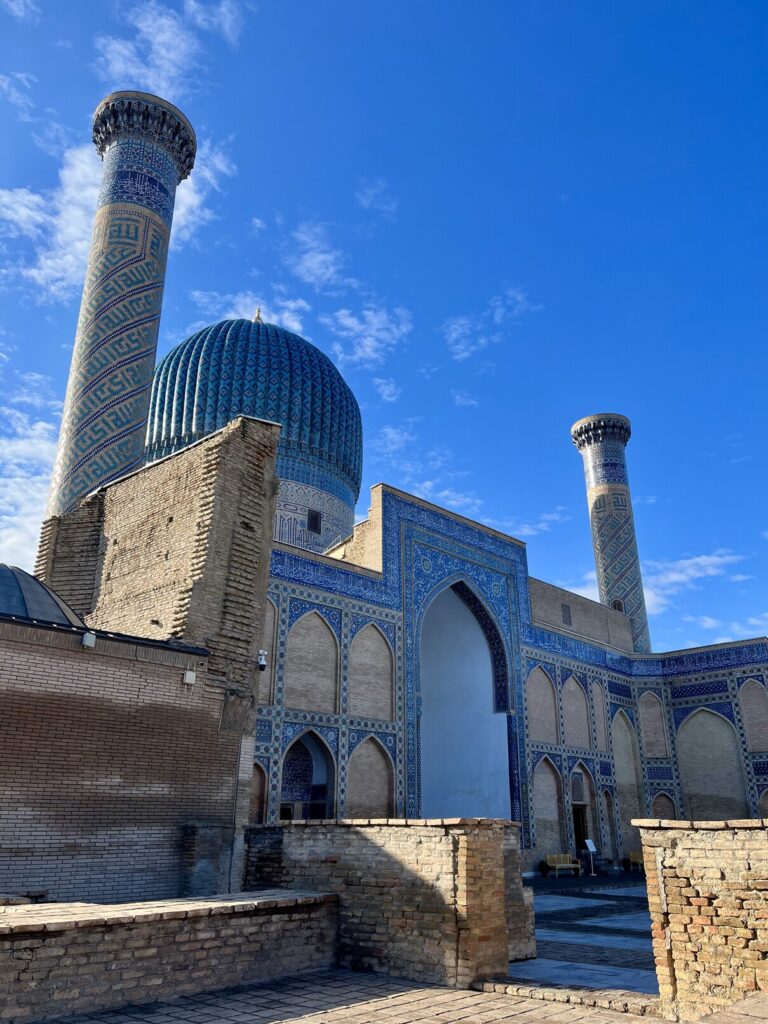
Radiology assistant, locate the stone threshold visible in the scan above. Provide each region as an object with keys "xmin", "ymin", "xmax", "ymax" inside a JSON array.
[{"xmin": 473, "ymin": 978, "xmax": 662, "ymax": 1017}]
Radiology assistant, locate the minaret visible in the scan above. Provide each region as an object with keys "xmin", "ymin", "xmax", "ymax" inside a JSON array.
[
  {"xmin": 571, "ymin": 413, "xmax": 651, "ymax": 653},
  {"xmin": 46, "ymin": 91, "xmax": 196, "ymax": 517}
]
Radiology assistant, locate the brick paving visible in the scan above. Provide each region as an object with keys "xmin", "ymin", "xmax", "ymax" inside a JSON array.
[{"xmin": 55, "ymin": 969, "xmax": 652, "ymax": 1024}]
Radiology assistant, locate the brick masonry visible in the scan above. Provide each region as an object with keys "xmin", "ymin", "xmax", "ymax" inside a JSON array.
[
  {"xmin": 0, "ymin": 890, "xmax": 336, "ymax": 1022},
  {"xmin": 244, "ymin": 818, "xmax": 532, "ymax": 987},
  {"xmin": 636, "ymin": 817, "xmax": 768, "ymax": 1022}
]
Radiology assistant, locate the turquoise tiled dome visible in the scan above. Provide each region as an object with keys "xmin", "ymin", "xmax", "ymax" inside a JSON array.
[{"xmin": 145, "ymin": 318, "xmax": 363, "ymax": 504}]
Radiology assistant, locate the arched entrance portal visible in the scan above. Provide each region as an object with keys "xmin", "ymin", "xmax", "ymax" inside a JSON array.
[
  {"xmin": 280, "ymin": 732, "xmax": 335, "ymax": 820},
  {"xmin": 419, "ymin": 584, "xmax": 510, "ymax": 818}
]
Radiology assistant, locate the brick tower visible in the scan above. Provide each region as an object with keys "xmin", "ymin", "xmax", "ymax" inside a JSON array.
[
  {"xmin": 571, "ymin": 413, "xmax": 651, "ymax": 653},
  {"xmin": 46, "ymin": 91, "xmax": 196, "ymax": 517}
]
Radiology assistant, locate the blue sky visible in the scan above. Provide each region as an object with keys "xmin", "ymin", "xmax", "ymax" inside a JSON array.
[{"xmin": 0, "ymin": 0, "xmax": 766, "ymax": 651}]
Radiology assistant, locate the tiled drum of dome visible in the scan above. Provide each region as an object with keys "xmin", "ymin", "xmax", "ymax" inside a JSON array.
[
  {"xmin": 46, "ymin": 92, "xmax": 195, "ymax": 518},
  {"xmin": 145, "ymin": 318, "xmax": 363, "ymax": 554}
]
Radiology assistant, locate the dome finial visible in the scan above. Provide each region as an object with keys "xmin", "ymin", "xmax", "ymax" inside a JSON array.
[{"xmin": 253, "ymin": 306, "xmax": 263, "ymax": 323}]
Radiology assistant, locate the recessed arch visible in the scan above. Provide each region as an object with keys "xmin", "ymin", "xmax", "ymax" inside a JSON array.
[
  {"xmin": 526, "ymin": 667, "xmax": 559, "ymax": 744},
  {"xmin": 563, "ymin": 676, "xmax": 590, "ymax": 749},
  {"xmin": 570, "ymin": 761, "xmax": 599, "ymax": 851},
  {"xmin": 418, "ymin": 581, "xmax": 511, "ymax": 818},
  {"xmin": 740, "ymin": 680, "xmax": 768, "ymax": 752},
  {"xmin": 346, "ymin": 736, "xmax": 394, "ymax": 818},
  {"xmin": 280, "ymin": 729, "xmax": 336, "ymax": 820},
  {"xmin": 249, "ymin": 762, "xmax": 267, "ymax": 823},
  {"xmin": 258, "ymin": 598, "xmax": 277, "ymax": 705},
  {"xmin": 531, "ymin": 755, "xmax": 565, "ymax": 857},
  {"xmin": 591, "ymin": 682, "xmax": 608, "ymax": 752},
  {"xmin": 284, "ymin": 611, "xmax": 338, "ymax": 713},
  {"xmin": 677, "ymin": 709, "xmax": 748, "ymax": 819},
  {"xmin": 652, "ymin": 792, "xmax": 677, "ymax": 820},
  {"xmin": 639, "ymin": 691, "xmax": 669, "ymax": 758},
  {"xmin": 348, "ymin": 623, "xmax": 394, "ymax": 720},
  {"xmin": 612, "ymin": 710, "xmax": 644, "ymax": 857}
]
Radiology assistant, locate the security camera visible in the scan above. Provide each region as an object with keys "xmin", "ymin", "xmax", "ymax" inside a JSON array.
[{"xmin": 257, "ymin": 649, "xmax": 268, "ymax": 672}]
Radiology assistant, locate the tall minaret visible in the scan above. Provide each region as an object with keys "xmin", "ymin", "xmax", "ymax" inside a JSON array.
[
  {"xmin": 46, "ymin": 91, "xmax": 196, "ymax": 517},
  {"xmin": 571, "ymin": 413, "xmax": 651, "ymax": 653}
]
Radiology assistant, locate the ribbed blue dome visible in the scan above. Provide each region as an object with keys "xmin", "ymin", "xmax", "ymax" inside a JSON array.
[
  {"xmin": 145, "ymin": 319, "xmax": 363, "ymax": 501},
  {"xmin": 0, "ymin": 565, "xmax": 84, "ymax": 627}
]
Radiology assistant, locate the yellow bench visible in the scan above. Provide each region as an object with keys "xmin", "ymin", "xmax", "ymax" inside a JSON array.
[
  {"xmin": 546, "ymin": 853, "xmax": 582, "ymax": 877},
  {"xmin": 629, "ymin": 849, "xmax": 645, "ymax": 872}
]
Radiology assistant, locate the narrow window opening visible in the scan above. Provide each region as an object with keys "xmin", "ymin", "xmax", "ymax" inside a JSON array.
[
  {"xmin": 611, "ymin": 599, "xmax": 625, "ymax": 613},
  {"xmin": 561, "ymin": 603, "xmax": 572, "ymax": 626},
  {"xmin": 307, "ymin": 509, "xmax": 322, "ymax": 535}
]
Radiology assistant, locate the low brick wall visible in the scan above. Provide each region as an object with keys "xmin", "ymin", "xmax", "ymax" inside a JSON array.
[
  {"xmin": 245, "ymin": 818, "xmax": 531, "ymax": 987},
  {"xmin": 0, "ymin": 890, "xmax": 336, "ymax": 1022},
  {"xmin": 636, "ymin": 817, "xmax": 768, "ymax": 1021}
]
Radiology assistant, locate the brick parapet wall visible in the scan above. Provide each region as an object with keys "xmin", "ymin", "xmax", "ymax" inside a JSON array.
[
  {"xmin": 0, "ymin": 890, "xmax": 337, "ymax": 1022},
  {"xmin": 244, "ymin": 818, "xmax": 529, "ymax": 987},
  {"xmin": 635, "ymin": 817, "xmax": 768, "ymax": 1022}
]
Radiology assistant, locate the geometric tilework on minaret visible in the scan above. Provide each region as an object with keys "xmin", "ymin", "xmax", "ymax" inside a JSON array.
[
  {"xmin": 46, "ymin": 91, "xmax": 196, "ymax": 518},
  {"xmin": 571, "ymin": 413, "xmax": 652, "ymax": 653}
]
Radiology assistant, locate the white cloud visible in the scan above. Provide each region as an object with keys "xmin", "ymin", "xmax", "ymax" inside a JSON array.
[
  {"xmin": 451, "ymin": 389, "xmax": 477, "ymax": 408},
  {"xmin": 183, "ymin": 0, "xmax": 244, "ymax": 44},
  {"xmin": 251, "ymin": 216, "xmax": 266, "ymax": 233},
  {"xmin": 413, "ymin": 481, "xmax": 483, "ymax": 516},
  {"xmin": 320, "ymin": 305, "xmax": 412, "ymax": 368},
  {"xmin": 189, "ymin": 289, "xmax": 310, "ymax": 333},
  {"xmin": 563, "ymin": 570, "xmax": 600, "ymax": 603},
  {"xmin": 94, "ymin": 1, "xmax": 202, "ymax": 103},
  {"xmin": 0, "ymin": 0, "xmax": 39, "ymax": 22},
  {"xmin": 373, "ymin": 378, "xmax": 401, "ymax": 403},
  {"xmin": 0, "ymin": 72, "xmax": 35, "ymax": 120},
  {"xmin": 0, "ymin": 407, "xmax": 58, "ymax": 572},
  {"xmin": 11, "ymin": 372, "xmax": 62, "ymax": 413},
  {"xmin": 172, "ymin": 138, "xmax": 237, "ymax": 248},
  {"xmin": 730, "ymin": 573, "xmax": 754, "ymax": 583},
  {"xmin": 443, "ymin": 286, "xmax": 540, "ymax": 361},
  {"xmin": 372, "ymin": 424, "xmax": 416, "ymax": 457},
  {"xmin": 485, "ymin": 506, "xmax": 570, "ymax": 539},
  {"xmin": 0, "ymin": 144, "xmax": 100, "ymax": 301},
  {"xmin": 354, "ymin": 178, "xmax": 398, "ymax": 216},
  {"xmin": 0, "ymin": 138, "xmax": 234, "ymax": 300},
  {"xmin": 286, "ymin": 221, "xmax": 354, "ymax": 291},
  {"xmin": 642, "ymin": 549, "xmax": 746, "ymax": 615},
  {"xmin": 682, "ymin": 615, "xmax": 721, "ymax": 630},
  {"xmin": 633, "ymin": 495, "xmax": 658, "ymax": 506}
]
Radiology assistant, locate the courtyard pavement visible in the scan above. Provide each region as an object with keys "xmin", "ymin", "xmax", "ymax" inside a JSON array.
[
  {"xmin": 56, "ymin": 968, "xmax": 653, "ymax": 1024},
  {"xmin": 508, "ymin": 883, "xmax": 657, "ymax": 996}
]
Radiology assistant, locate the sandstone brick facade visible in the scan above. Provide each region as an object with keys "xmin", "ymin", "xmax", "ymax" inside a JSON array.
[
  {"xmin": 243, "ymin": 819, "xmax": 531, "ymax": 988},
  {"xmin": 636, "ymin": 817, "xmax": 768, "ymax": 1021},
  {"xmin": 0, "ymin": 890, "xmax": 336, "ymax": 1022}
]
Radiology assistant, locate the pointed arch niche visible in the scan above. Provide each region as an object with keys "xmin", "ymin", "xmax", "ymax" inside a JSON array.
[
  {"xmin": 346, "ymin": 737, "xmax": 394, "ymax": 818},
  {"xmin": 531, "ymin": 757, "xmax": 564, "ymax": 856},
  {"xmin": 257, "ymin": 598, "xmax": 277, "ymax": 704},
  {"xmin": 419, "ymin": 582, "xmax": 510, "ymax": 819},
  {"xmin": 639, "ymin": 692, "xmax": 669, "ymax": 758},
  {"xmin": 284, "ymin": 612, "xmax": 338, "ymax": 713},
  {"xmin": 249, "ymin": 763, "xmax": 267, "ymax": 824},
  {"xmin": 526, "ymin": 668, "xmax": 558, "ymax": 745},
  {"xmin": 563, "ymin": 677, "xmax": 590, "ymax": 749},
  {"xmin": 348, "ymin": 624, "xmax": 394, "ymax": 720},
  {"xmin": 652, "ymin": 793, "xmax": 676, "ymax": 820},
  {"xmin": 677, "ymin": 709, "xmax": 748, "ymax": 819},
  {"xmin": 740, "ymin": 680, "xmax": 768, "ymax": 752},
  {"xmin": 570, "ymin": 762, "xmax": 599, "ymax": 851},
  {"xmin": 612, "ymin": 711, "xmax": 644, "ymax": 857},
  {"xmin": 280, "ymin": 731, "xmax": 335, "ymax": 820}
]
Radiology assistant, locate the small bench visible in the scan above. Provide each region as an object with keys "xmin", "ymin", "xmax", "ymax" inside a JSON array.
[
  {"xmin": 546, "ymin": 853, "xmax": 582, "ymax": 877},
  {"xmin": 629, "ymin": 849, "xmax": 644, "ymax": 872}
]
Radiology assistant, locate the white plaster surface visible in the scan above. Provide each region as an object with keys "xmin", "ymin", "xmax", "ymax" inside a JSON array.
[{"xmin": 419, "ymin": 587, "xmax": 511, "ymax": 819}]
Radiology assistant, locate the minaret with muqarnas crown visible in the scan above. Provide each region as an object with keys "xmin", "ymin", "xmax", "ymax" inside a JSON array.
[
  {"xmin": 45, "ymin": 91, "xmax": 196, "ymax": 518},
  {"xmin": 571, "ymin": 413, "xmax": 651, "ymax": 653}
]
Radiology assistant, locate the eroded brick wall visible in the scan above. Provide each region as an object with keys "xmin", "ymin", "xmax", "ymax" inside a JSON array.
[
  {"xmin": 637, "ymin": 818, "xmax": 768, "ymax": 1021},
  {"xmin": 0, "ymin": 622, "xmax": 244, "ymax": 902},
  {"xmin": 0, "ymin": 891, "xmax": 337, "ymax": 1022},
  {"xmin": 244, "ymin": 819, "xmax": 524, "ymax": 987}
]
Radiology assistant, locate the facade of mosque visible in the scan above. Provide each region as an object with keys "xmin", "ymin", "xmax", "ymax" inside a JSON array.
[{"xmin": 13, "ymin": 90, "xmax": 768, "ymax": 900}]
